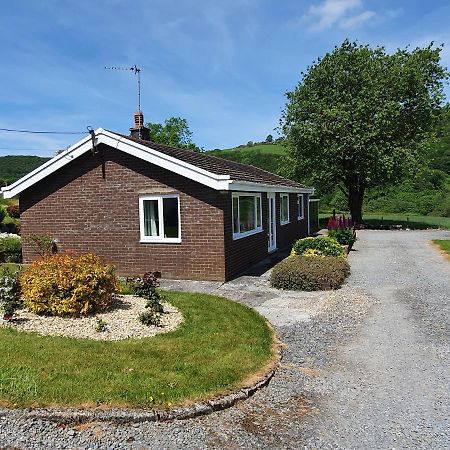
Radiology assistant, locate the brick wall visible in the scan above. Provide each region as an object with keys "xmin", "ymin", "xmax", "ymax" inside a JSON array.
[
  {"xmin": 223, "ymin": 192, "xmax": 309, "ymax": 279},
  {"xmin": 20, "ymin": 144, "xmax": 226, "ymax": 281}
]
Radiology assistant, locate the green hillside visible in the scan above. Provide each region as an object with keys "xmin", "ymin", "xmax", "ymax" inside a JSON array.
[
  {"xmin": 0, "ymin": 155, "xmax": 49, "ymax": 186},
  {"xmin": 208, "ymin": 114, "xmax": 450, "ymax": 218},
  {"xmin": 207, "ymin": 143, "xmax": 286, "ymax": 175}
]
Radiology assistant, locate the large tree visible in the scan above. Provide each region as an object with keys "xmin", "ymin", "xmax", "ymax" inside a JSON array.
[
  {"xmin": 146, "ymin": 117, "xmax": 201, "ymax": 151},
  {"xmin": 281, "ymin": 40, "xmax": 448, "ymax": 223}
]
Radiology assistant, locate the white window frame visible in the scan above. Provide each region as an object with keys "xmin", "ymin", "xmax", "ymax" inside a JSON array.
[
  {"xmin": 297, "ymin": 194, "xmax": 304, "ymax": 220},
  {"xmin": 232, "ymin": 193, "xmax": 263, "ymax": 240},
  {"xmin": 280, "ymin": 193, "xmax": 290, "ymax": 225},
  {"xmin": 139, "ymin": 194, "xmax": 181, "ymax": 243}
]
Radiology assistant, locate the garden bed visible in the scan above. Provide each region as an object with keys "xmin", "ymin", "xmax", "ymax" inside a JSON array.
[{"xmin": 1, "ymin": 295, "xmax": 182, "ymax": 341}]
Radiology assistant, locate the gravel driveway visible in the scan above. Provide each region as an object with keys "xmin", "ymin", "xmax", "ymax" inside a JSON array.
[{"xmin": 1, "ymin": 230, "xmax": 449, "ymax": 449}]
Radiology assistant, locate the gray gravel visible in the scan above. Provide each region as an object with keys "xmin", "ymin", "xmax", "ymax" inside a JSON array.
[{"xmin": 1, "ymin": 229, "xmax": 449, "ymax": 449}]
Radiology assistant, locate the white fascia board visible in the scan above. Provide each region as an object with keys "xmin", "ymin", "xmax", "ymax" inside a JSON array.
[
  {"xmin": 228, "ymin": 180, "xmax": 314, "ymax": 194},
  {"xmin": 0, "ymin": 128, "xmax": 231, "ymax": 198},
  {"xmin": 98, "ymin": 130, "xmax": 231, "ymax": 191},
  {"xmin": 0, "ymin": 127, "xmax": 313, "ymax": 198}
]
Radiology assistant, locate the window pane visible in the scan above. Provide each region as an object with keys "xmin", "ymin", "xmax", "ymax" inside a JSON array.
[
  {"xmin": 233, "ymin": 197, "xmax": 239, "ymax": 234},
  {"xmin": 239, "ymin": 196, "xmax": 255, "ymax": 232},
  {"xmin": 281, "ymin": 195, "xmax": 289, "ymax": 222},
  {"xmin": 162, "ymin": 197, "xmax": 179, "ymax": 238},
  {"xmin": 143, "ymin": 200, "xmax": 159, "ymax": 236},
  {"xmin": 256, "ymin": 196, "xmax": 261, "ymax": 228},
  {"xmin": 298, "ymin": 195, "xmax": 303, "ymax": 218}
]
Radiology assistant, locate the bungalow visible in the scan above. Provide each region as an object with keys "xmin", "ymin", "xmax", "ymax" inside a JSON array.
[{"xmin": 1, "ymin": 114, "xmax": 314, "ymax": 281}]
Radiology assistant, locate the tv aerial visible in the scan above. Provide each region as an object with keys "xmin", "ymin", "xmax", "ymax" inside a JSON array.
[{"xmin": 104, "ymin": 65, "xmax": 142, "ymax": 111}]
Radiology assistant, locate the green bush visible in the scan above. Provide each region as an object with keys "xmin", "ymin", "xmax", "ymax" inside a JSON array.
[
  {"xmin": 0, "ymin": 208, "xmax": 5, "ymax": 224},
  {"xmin": 270, "ymin": 256, "xmax": 350, "ymax": 291},
  {"xmin": 0, "ymin": 267, "xmax": 22, "ymax": 317},
  {"xmin": 328, "ymin": 228, "xmax": 356, "ymax": 246},
  {"xmin": 291, "ymin": 236, "xmax": 345, "ymax": 257},
  {"xmin": 20, "ymin": 253, "xmax": 117, "ymax": 317},
  {"xmin": 0, "ymin": 233, "xmax": 22, "ymax": 263}
]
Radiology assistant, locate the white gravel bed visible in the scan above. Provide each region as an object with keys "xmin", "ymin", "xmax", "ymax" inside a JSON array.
[{"xmin": 0, "ymin": 295, "xmax": 183, "ymax": 341}]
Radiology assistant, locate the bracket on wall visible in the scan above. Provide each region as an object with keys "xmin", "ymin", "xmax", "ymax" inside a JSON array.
[{"xmin": 87, "ymin": 126, "xmax": 106, "ymax": 179}]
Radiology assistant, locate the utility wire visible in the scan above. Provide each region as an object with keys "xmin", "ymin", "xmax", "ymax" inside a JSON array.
[{"xmin": 0, "ymin": 128, "xmax": 87, "ymax": 135}]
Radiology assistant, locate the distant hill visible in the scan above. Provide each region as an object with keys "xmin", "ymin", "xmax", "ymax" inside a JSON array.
[
  {"xmin": 0, "ymin": 155, "xmax": 49, "ymax": 186},
  {"xmin": 207, "ymin": 143, "xmax": 286, "ymax": 175}
]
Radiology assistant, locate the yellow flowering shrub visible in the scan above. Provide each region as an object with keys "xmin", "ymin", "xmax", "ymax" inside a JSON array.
[
  {"xmin": 20, "ymin": 253, "xmax": 117, "ymax": 317},
  {"xmin": 302, "ymin": 248, "xmax": 324, "ymax": 257}
]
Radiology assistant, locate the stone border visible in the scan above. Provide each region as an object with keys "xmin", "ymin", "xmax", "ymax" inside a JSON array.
[{"xmin": 0, "ymin": 328, "xmax": 282, "ymax": 425}]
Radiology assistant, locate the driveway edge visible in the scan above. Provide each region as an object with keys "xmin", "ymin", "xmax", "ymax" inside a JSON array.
[{"xmin": 0, "ymin": 328, "xmax": 282, "ymax": 425}]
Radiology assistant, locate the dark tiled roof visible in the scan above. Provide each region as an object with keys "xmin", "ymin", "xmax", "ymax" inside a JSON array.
[{"xmin": 114, "ymin": 132, "xmax": 308, "ymax": 189}]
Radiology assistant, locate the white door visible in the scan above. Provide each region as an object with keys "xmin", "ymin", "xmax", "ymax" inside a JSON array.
[{"xmin": 267, "ymin": 193, "xmax": 277, "ymax": 252}]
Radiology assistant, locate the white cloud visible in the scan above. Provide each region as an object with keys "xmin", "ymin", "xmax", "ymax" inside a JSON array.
[
  {"xmin": 339, "ymin": 10, "xmax": 376, "ymax": 29},
  {"xmin": 302, "ymin": 0, "xmax": 376, "ymax": 31}
]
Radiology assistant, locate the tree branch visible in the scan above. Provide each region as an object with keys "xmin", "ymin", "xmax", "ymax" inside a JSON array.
[{"xmin": 338, "ymin": 184, "xmax": 349, "ymax": 198}]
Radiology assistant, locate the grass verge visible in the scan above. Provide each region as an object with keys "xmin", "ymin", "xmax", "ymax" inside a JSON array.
[
  {"xmin": 432, "ymin": 239, "xmax": 450, "ymax": 257},
  {"xmin": 0, "ymin": 291, "xmax": 274, "ymax": 408}
]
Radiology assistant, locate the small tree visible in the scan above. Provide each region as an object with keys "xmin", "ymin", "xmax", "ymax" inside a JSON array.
[
  {"xmin": 146, "ymin": 117, "xmax": 201, "ymax": 151},
  {"xmin": 281, "ymin": 40, "xmax": 448, "ymax": 223},
  {"xmin": 265, "ymin": 134, "xmax": 274, "ymax": 143}
]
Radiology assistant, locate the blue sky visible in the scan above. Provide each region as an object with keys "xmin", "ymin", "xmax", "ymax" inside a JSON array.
[{"xmin": 0, "ymin": 0, "xmax": 449, "ymax": 157}]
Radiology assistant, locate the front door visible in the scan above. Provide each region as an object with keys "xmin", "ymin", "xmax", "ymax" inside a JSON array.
[{"xmin": 267, "ymin": 193, "xmax": 277, "ymax": 252}]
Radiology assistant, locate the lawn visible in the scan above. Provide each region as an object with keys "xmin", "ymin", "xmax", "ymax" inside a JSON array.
[
  {"xmin": 432, "ymin": 239, "xmax": 450, "ymax": 256},
  {"xmin": 0, "ymin": 290, "xmax": 274, "ymax": 408},
  {"xmin": 319, "ymin": 213, "xmax": 450, "ymax": 230}
]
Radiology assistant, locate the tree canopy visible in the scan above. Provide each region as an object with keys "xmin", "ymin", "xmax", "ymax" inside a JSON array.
[
  {"xmin": 281, "ymin": 40, "xmax": 449, "ymax": 222},
  {"xmin": 145, "ymin": 117, "xmax": 201, "ymax": 151}
]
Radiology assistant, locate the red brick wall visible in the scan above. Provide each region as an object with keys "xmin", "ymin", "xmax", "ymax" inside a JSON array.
[{"xmin": 20, "ymin": 145, "xmax": 226, "ymax": 281}]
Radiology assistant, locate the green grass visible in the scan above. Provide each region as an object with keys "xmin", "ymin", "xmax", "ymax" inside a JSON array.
[
  {"xmin": 0, "ymin": 263, "xmax": 23, "ymax": 275},
  {"xmin": 432, "ymin": 239, "xmax": 450, "ymax": 255},
  {"xmin": 319, "ymin": 213, "xmax": 450, "ymax": 230},
  {"xmin": 0, "ymin": 291, "xmax": 274, "ymax": 408}
]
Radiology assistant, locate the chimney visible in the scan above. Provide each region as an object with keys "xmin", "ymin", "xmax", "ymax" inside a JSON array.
[{"xmin": 129, "ymin": 110, "xmax": 150, "ymax": 141}]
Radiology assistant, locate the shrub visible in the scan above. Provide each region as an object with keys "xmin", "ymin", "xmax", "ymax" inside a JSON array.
[
  {"xmin": 20, "ymin": 253, "xmax": 117, "ymax": 317},
  {"xmin": 0, "ymin": 267, "xmax": 22, "ymax": 317},
  {"xmin": 23, "ymin": 234, "xmax": 55, "ymax": 258},
  {"xmin": 127, "ymin": 272, "xmax": 164, "ymax": 313},
  {"xmin": 6, "ymin": 204, "xmax": 20, "ymax": 219},
  {"xmin": 138, "ymin": 309, "xmax": 162, "ymax": 327},
  {"xmin": 0, "ymin": 208, "xmax": 5, "ymax": 224},
  {"xmin": 95, "ymin": 318, "xmax": 108, "ymax": 332},
  {"xmin": 127, "ymin": 272, "xmax": 164, "ymax": 326},
  {"xmin": 291, "ymin": 236, "xmax": 345, "ymax": 258},
  {"xmin": 270, "ymin": 256, "xmax": 350, "ymax": 291},
  {"xmin": 328, "ymin": 228, "xmax": 356, "ymax": 246},
  {"xmin": 0, "ymin": 233, "xmax": 22, "ymax": 263}
]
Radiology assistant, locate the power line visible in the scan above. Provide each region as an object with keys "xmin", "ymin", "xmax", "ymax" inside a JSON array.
[
  {"xmin": 0, "ymin": 147, "xmax": 62, "ymax": 152},
  {"xmin": 0, "ymin": 127, "xmax": 87, "ymax": 135}
]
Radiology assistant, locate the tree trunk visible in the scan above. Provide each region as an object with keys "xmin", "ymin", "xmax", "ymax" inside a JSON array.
[{"xmin": 347, "ymin": 186, "xmax": 364, "ymax": 224}]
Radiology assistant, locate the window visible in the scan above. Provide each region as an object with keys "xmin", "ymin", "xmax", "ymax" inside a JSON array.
[
  {"xmin": 280, "ymin": 194, "xmax": 290, "ymax": 225},
  {"xmin": 297, "ymin": 194, "xmax": 304, "ymax": 220},
  {"xmin": 232, "ymin": 194, "xmax": 262, "ymax": 239},
  {"xmin": 139, "ymin": 195, "xmax": 181, "ymax": 243}
]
